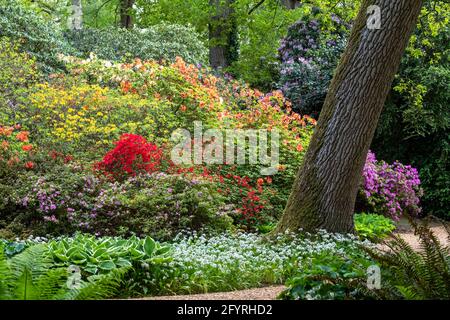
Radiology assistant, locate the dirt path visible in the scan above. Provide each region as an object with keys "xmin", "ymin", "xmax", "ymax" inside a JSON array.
[
  {"xmin": 392, "ymin": 217, "xmax": 449, "ymax": 250},
  {"xmin": 142, "ymin": 286, "xmax": 285, "ymax": 300}
]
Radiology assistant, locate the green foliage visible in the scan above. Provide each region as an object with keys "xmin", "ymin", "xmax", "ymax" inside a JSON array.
[
  {"xmin": 364, "ymin": 217, "xmax": 450, "ymax": 299},
  {"xmin": 372, "ymin": 1, "xmax": 450, "ymax": 218},
  {"xmin": 0, "ymin": 38, "xmax": 39, "ymax": 118},
  {"xmin": 120, "ymin": 230, "xmax": 368, "ymax": 297},
  {"xmin": 64, "ymin": 24, "xmax": 208, "ymax": 65},
  {"xmin": 0, "ymin": 0, "xmax": 76, "ymax": 73},
  {"xmin": 354, "ymin": 213, "xmax": 396, "ymax": 242},
  {"xmin": 279, "ymin": 251, "xmax": 374, "ymax": 300},
  {"xmin": 282, "ymin": 218, "xmax": 450, "ymax": 300},
  {"xmin": 229, "ymin": 2, "xmax": 303, "ymax": 91},
  {"xmin": 0, "ymin": 243, "xmax": 126, "ymax": 300},
  {"xmin": 112, "ymin": 174, "xmax": 234, "ymax": 240},
  {"xmin": 48, "ymin": 234, "xmax": 171, "ymax": 276}
]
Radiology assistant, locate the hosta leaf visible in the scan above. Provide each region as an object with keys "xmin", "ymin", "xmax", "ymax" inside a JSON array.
[
  {"xmin": 144, "ymin": 237, "xmax": 156, "ymax": 257},
  {"xmin": 99, "ymin": 261, "xmax": 116, "ymax": 271}
]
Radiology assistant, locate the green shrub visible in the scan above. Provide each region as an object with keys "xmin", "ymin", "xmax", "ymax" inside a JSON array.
[
  {"xmin": 371, "ymin": 2, "xmax": 450, "ymax": 219},
  {"xmin": 354, "ymin": 213, "xmax": 396, "ymax": 242},
  {"xmin": 113, "ymin": 173, "xmax": 234, "ymax": 239},
  {"xmin": 0, "ymin": 38, "xmax": 39, "ymax": 119},
  {"xmin": 64, "ymin": 24, "xmax": 208, "ymax": 65},
  {"xmin": 3, "ymin": 169, "xmax": 233, "ymax": 240},
  {"xmin": 0, "ymin": 0, "xmax": 75, "ymax": 73},
  {"xmin": 279, "ymin": 251, "xmax": 374, "ymax": 300},
  {"xmin": 278, "ymin": 12, "xmax": 349, "ymax": 115}
]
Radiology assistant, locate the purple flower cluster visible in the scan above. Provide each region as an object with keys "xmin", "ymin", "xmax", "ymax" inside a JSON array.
[
  {"xmin": 361, "ymin": 151, "xmax": 423, "ymax": 220},
  {"xmin": 278, "ymin": 14, "xmax": 350, "ymax": 115}
]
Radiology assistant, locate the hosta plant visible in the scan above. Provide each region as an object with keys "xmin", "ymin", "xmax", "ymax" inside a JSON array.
[{"xmin": 47, "ymin": 234, "xmax": 171, "ymax": 275}]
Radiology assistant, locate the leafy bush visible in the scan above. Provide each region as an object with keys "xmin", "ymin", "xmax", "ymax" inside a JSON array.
[
  {"xmin": 0, "ymin": 0, "xmax": 75, "ymax": 73},
  {"xmin": 358, "ymin": 151, "xmax": 423, "ymax": 221},
  {"xmin": 4, "ymin": 169, "xmax": 233, "ymax": 239},
  {"xmin": 0, "ymin": 38, "xmax": 39, "ymax": 120},
  {"xmin": 0, "ymin": 125, "xmax": 36, "ymax": 181},
  {"xmin": 354, "ymin": 213, "xmax": 396, "ymax": 242},
  {"xmin": 278, "ymin": 12, "xmax": 349, "ymax": 115},
  {"xmin": 371, "ymin": 1, "xmax": 450, "ymax": 218},
  {"xmin": 279, "ymin": 251, "xmax": 374, "ymax": 300},
  {"xmin": 64, "ymin": 24, "xmax": 208, "ymax": 65}
]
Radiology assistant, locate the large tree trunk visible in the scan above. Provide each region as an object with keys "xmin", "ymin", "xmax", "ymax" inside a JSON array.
[
  {"xmin": 209, "ymin": 0, "xmax": 238, "ymax": 69},
  {"xmin": 70, "ymin": 0, "xmax": 83, "ymax": 30},
  {"xmin": 274, "ymin": 0, "xmax": 423, "ymax": 234},
  {"xmin": 120, "ymin": 0, "xmax": 135, "ymax": 29}
]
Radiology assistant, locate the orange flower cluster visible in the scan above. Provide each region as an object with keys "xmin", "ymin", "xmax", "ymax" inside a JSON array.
[{"xmin": 0, "ymin": 125, "xmax": 35, "ymax": 170}]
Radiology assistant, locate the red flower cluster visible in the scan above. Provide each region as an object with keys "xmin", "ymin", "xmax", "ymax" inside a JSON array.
[
  {"xmin": 95, "ymin": 134, "xmax": 162, "ymax": 180},
  {"xmin": 49, "ymin": 150, "xmax": 73, "ymax": 164},
  {"xmin": 180, "ymin": 165, "xmax": 270, "ymax": 226}
]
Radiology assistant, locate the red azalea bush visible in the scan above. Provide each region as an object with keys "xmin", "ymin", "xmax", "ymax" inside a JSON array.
[
  {"xmin": 95, "ymin": 133, "xmax": 163, "ymax": 180},
  {"xmin": 174, "ymin": 165, "xmax": 277, "ymax": 230}
]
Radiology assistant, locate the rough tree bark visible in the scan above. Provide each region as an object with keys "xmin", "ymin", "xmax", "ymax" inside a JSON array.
[
  {"xmin": 274, "ymin": 0, "xmax": 424, "ymax": 234},
  {"xmin": 120, "ymin": 0, "xmax": 135, "ymax": 29},
  {"xmin": 209, "ymin": 0, "xmax": 238, "ymax": 69}
]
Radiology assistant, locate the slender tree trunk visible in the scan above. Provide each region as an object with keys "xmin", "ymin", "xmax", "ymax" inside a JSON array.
[
  {"xmin": 274, "ymin": 0, "xmax": 423, "ymax": 234},
  {"xmin": 120, "ymin": 0, "xmax": 135, "ymax": 29},
  {"xmin": 70, "ymin": 0, "xmax": 83, "ymax": 30},
  {"xmin": 209, "ymin": 0, "xmax": 238, "ymax": 69},
  {"xmin": 281, "ymin": 0, "xmax": 299, "ymax": 9}
]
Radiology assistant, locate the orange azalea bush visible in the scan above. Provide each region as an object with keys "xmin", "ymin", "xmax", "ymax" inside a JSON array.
[{"xmin": 0, "ymin": 125, "xmax": 35, "ymax": 173}]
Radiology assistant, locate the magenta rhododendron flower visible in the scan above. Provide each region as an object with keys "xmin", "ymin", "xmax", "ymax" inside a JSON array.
[{"xmin": 361, "ymin": 151, "xmax": 423, "ymax": 220}]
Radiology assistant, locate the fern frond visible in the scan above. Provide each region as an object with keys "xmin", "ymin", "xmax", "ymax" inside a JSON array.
[
  {"xmin": 8, "ymin": 245, "xmax": 52, "ymax": 282},
  {"xmin": 60, "ymin": 267, "xmax": 129, "ymax": 300}
]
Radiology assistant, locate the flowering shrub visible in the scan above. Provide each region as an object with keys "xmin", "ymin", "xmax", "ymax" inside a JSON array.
[
  {"xmin": 55, "ymin": 54, "xmax": 315, "ymax": 226},
  {"xmin": 360, "ymin": 151, "xmax": 423, "ymax": 220},
  {"xmin": 95, "ymin": 134, "xmax": 163, "ymax": 180},
  {"xmin": 278, "ymin": 13, "xmax": 349, "ymax": 115},
  {"xmin": 0, "ymin": 1, "xmax": 79, "ymax": 74},
  {"xmin": 0, "ymin": 125, "xmax": 35, "ymax": 173},
  {"xmin": 7, "ymin": 167, "xmax": 232, "ymax": 239}
]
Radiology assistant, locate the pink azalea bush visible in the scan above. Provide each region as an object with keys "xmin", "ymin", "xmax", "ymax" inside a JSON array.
[{"xmin": 361, "ymin": 151, "xmax": 423, "ymax": 221}]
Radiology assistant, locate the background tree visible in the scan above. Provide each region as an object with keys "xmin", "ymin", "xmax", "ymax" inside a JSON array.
[
  {"xmin": 69, "ymin": 0, "xmax": 83, "ymax": 30},
  {"xmin": 275, "ymin": 0, "xmax": 424, "ymax": 234},
  {"xmin": 209, "ymin": 0, "xmax": 239, "ymax": 69},
  {"xmin": 120, "ymin": 0, "xmax": 135, "ymax": 28}
]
